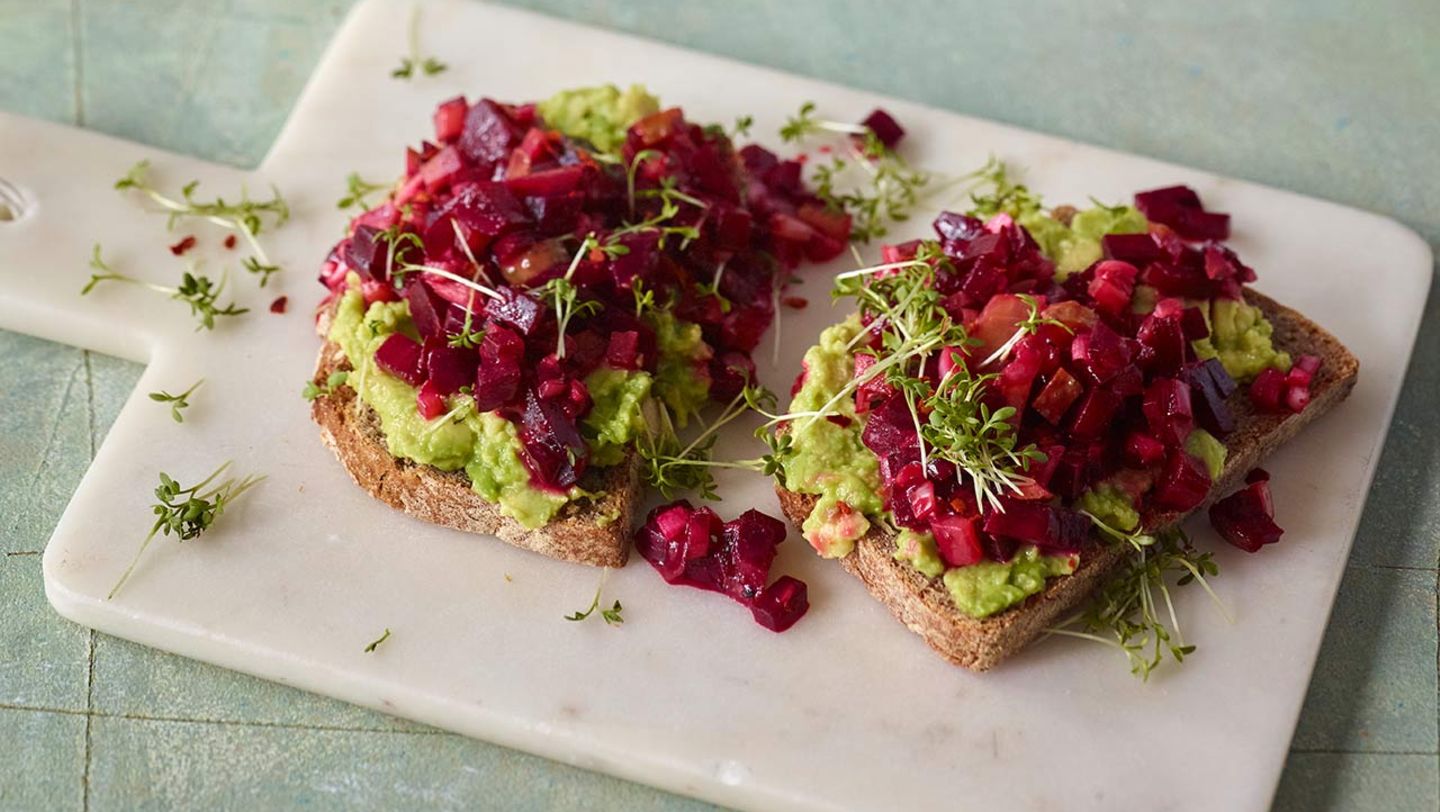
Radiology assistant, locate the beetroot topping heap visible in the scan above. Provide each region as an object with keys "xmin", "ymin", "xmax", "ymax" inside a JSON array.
[
  {"xmin": 317, "ymin": 87, "xmax": 852, "ymax": 501},
  {"xmin": 776, "ymin": 167, "xmax": 1311, "ymax": 624}
]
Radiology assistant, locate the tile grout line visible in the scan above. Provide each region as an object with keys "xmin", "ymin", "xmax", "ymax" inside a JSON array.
[
  {"xmin": 0, "ymin": 702, "xmax": 451, "ymax": 738},
  {"xmin": 81, "ymin": 630, "xmax": 94, "ymax": 812},
  {"xmin": 70, "ymin": 0, "xmax": 85, "ymax": 127},
  {"xmin": 84, "ymin": 351, "xmax": 95, "ymax": 459}
]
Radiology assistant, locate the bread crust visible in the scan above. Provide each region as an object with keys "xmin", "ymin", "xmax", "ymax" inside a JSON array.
[
  {"xmin": 775, "ymin": 289, "xmax": 1360, "ymax": 670},
  {"xmin": 309, "ymin": 307, "xmax": 635, "ymax": 569}
]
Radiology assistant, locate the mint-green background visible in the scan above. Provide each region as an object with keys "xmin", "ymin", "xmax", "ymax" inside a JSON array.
[{"xmin": 1, "ymin": 1, "xmax": 1436, "ymax": 809}]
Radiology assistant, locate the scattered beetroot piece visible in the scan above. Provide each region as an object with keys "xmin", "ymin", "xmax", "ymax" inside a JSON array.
[
  {"xmin": 635, "ymin": 501, "xmax": 809, "ymax": 632},
  {"xmin": 169, "ymin": 235, "xmax": 197, "ymax": 256},
  {"xmin": 1134, "ymin": 184, "xmax": 1230, "ymax": 242},
  {"xmin": 269, "ymin": 295, "xmax": 288, "ymax": 314},
  {"xmin": 782, "ymin": 295, "xmax": 808, "ymax": 310},
  {"xmin": 1209, "ymin": 469, "xmax": 1283, "ymax": 552},
  {"xmin": 223, "ymin": 234, "xmax": 237, "ymax": 250},
  {"xmin": 857, "ymin": 108, "xmax": 905, "ymax": 151}
]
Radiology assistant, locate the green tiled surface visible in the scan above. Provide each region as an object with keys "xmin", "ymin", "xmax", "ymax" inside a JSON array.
[
  {"xmin": 0, "ymin": 1, "xmax": 1436, "ymax": 810},
  {"xmin": 0, "ymin": 709, "xmax": 87, "ymax": 812}
]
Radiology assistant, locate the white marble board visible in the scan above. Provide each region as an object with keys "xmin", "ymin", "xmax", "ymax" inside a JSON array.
[{"xmin": 0, "ymin": 1, "xmax": 1432, "ymax": 809}]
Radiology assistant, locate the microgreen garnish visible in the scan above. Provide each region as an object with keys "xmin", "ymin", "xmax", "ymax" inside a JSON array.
[
  {"xmin": 148, "ymin": 379, "xmax": 204, "ymax": 423},
  {"xmin": 779, "ymin": 101, "xmax": 930, "ymax": 242},
  {"xmin": 302, "ymin": 370, "xmax": 349, "ymax": 401},
  {"xmin": 966, "ymin": 157, "xmax": 1044, "ymax": 221},
  {"xmin": 336, "ymin": 172, "xmax": 390, "ymax": 211},
  {"xmin": 391, "ymin": 4, "xmax": 447, "ymax": 79},
  {"xmin": 107, "ymin": 462, "xmax": 265, "ymax": 600},
  {"xmin": 115, "ymin": 160, "xmax": 289, "ymax": 287},
  {"xmin": 363, "ymin": 628, "xmax": 392, "ymax": 653},
  {"xmin": 539, "ymin": 234, "xmax": 615, "ymax": 358},
  {"xmin": 83, "ymin": 244, "xmax": 248, "ymax": 331},
  {"xmin": 637, "ymin": 384, "xmax": 793, "ymax": 500},
  {"xmin": 631, "ymin": 278, "xmax": 657, "ymax": 319},
  {"xmin": 731, "ymin": 114, "xmax": 754, "ymax": 139},
  {"xmin": 566, "ymin": 572, "xmax": 624, "ymax": 625},
  {"xmin": 760, "ymin": 249, "xmax": 1048, "ymax": 512},
  {"xmin": 445, "ymin": 220, "xmax": 491, "ymax": 349},
  {"xmin": 1047, "ymin": 529, "xmax": 1229, "ymax": 680}
]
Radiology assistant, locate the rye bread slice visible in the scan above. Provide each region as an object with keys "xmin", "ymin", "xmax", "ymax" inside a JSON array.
[
  {"xmin": 775, "ymin": 289, "xmax": 1359, "ymax": 671},
  {"xmin": 308, "ymin": 306, "xmax": 636, "ymax": 569}
]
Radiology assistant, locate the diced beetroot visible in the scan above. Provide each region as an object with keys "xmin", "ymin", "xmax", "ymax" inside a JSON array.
[
  {"xmin": 991, "ymin": 339, "xmax": 1041, "ymax": 410},
  {"xmin": 1070, "ymin": 321, "xmax": 1132, "ymax": 384},
  {"xmin": 504, "ymin": 165, "xmax": 587, "ymax": 198},
  {"xmin": 709, "ymin": 352, "xmax": 756, "ymax": 402},
  {"xmin": 707, "ymin": 203, "xmax": 754, "ymax": 251},
  {"xmin": 854, "ymin": 352, "xmax": 895, "ymax": 412},
  {"xmin": 1087, "ymin": 260, "xmax": 1138, "ymax": 316},
  {"xmin": 605, "ymin": 330, "xmax": 642, "ymax": 369},
  {"xmin": 1152, "ymin": 450, "xmax": 1212, "ymax": 512},
  {"xmin": 473, "ymin": 325, "xmax": 524, "ymax": 411},
  {"xmin": 750, "ymin": 576, "xmax": 809, "ymax": 632},
  {"xmin": 433, "ymin": 96, "xmax": 468, "ymax": 143},
  {"xmin": 907, "ymin": 481, "xmax": 937, "ymax": 521},
  {"xmin": 1142, "ymin": 377, "xmax": 1195, "ymax": 446},
  {"xmin": 968, "ymin": 294, "xmax": 1032, "ymax": 362},
  {"xmin": 1102, "ymin": 232, "xmax": 1163, "ymax": 266},
  {"xmin": 857, "ymin": 108, "xmax": 905, "ymax": 150},
  {"xmin": 373, "ymin": 334, "xmax": 425, "ymax": 386},
  {"xmin": 1042, "ymin": 300, "xmax": 1099, "ymax": 332},
  {"xmin": 628, "ymin": 107, "xmax": 685, "ymax": 148},
  {"xmin": 418, "ymin": 144, "xmax": 467, "ymax": 192},
  {"xmin": 1135, "ymin": 312, "xmax": 1187, "ymax": 375},
  {"xmin": 933, "ymin": 211, "xmax": 985, "ymax": 242},
  {"xmin": 1135, "ymin": 185, "xmax": 1230, "ymax": 241},
  {"xmin": 981, "ymin": 502, "xmax": 1088, "ymax": 554},
  {"xmin": 517, "ymin": 389, "xmax": 588, "ymax": 490},
  {"xmin": 931, "ymin": 515, "xmax": 984, "ymax": 567},
  {"xmin": 423, "ymin": 341, "xmax": 479, "ymax": 396},
  {"xmin": 1066, "ymin": 386, "xmax": 1122, "ymax": 441},
  {"xmin": 443, "ymin": 181, "xmax": 532, "ymax": 238},
  {"xmin": 719, "ymin": 510, "xmax": 786, "ymax": 602},
  {"xmin": 458, "ymin": 98, "xmax": 519, "ymax": 166},
  {"xmin": 1209, "ymin": 475, "xmax": 1283, "ymax": 552},
  {"xmin": 482, "ymin": 286, "xmax": 542, "ymax": 335},
  {"xmin": 1033, "ymin": 368, "xmax": 1083, "ymax": 425},
  {"xmin": 1246, "ymin": 467, "xmax": 1270, "ymax": 485},
  {"xmin": 1285, "ymin": 384, "xmax": 1311, "ymax": 413},
  {"xmin": 344, "ymin": 225, "xmax": 389, "ymax": 281},
  {"xmin": 404, "ymin": 279, "xmax": 448, "ymax": 340},
  {"xmin": 1180, "ymin": 359, "xmax": 1237, "ymax": 437},
  {"xmin": 1124, "ymin": 431, "xmax": 1168, "ymax": 467},
  {"xmin": 1250, "ymin": 367, "xmax": 1287, "ymax": 412},
  {"xmin": 862, "ymin": 394, "xmax": 920, "ymax": 457},
  {"xmin": 416, "ymin": 379, "xmax": 447, "ymax": 420}
]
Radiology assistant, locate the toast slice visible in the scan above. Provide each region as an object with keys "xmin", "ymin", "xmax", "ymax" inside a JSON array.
[
  {"xmin": 309, "ymin": 306, "xmax": 637, "ymax": 569},
  {"xmin": 775, "ymin": 288, "xmax": 1359, "ymax": 670}
]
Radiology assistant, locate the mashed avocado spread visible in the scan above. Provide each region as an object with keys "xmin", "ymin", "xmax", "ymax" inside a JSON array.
[
  {"xmin": 331, "ymin": 286, "xmax": 604, "ymax": 529},
  {"xmin": 781, "ymin": 315, "xmax": 1076, "ymax": 616},
  {"xmin": 944, "ymin": 546, "xmax": 1078, "ymax": 618},
  {"xmin": 1192, "ymin": 297, "xmax": 1292, "ymax": 382},
  {"xmin": 537, "ymin": 84, "xmax": 660, "ymax": 155},
  {"xmin": 650, "ymin": 309, "xmax": 713, "ymax": 428},
  {"xmin": 783, "ymin": 316, "xmax": 881, "ymax": 558},
  {"xmin": 1077, "ymin": 483, "xmax": 1141, "ymax": 533},
  {"xmin": 1021, "ymin": 203, "xmax": 1149, "ymax": 279}
]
